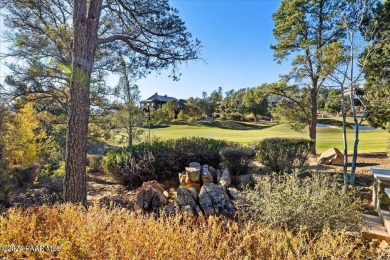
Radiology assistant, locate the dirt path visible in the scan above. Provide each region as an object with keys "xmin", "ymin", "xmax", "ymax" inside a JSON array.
[{"xmin": 86, "ymin": 171, "xmax": 136, "ymax": 209}]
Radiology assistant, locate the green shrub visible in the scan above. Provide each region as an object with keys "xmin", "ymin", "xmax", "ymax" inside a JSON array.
[
  {"xmin": 40, "ymin": 161, "xmax": 65, "ymax": 178},
  {"xmin": 226, "ymin": 112, "xmax": 242, "ymax": 121},
  {"xmin": 254, "ymin": 138, "xmax": 313, "ymax": 173},
  {"xmin": 241, "ymin": 173, "xmax": 362, "ymax": 235},
  {"xmin": 103, "ymin": 137, "xmax": 236, "ymax": 187},
  {"xmin": 219, "ymin": 147, "xmax": 256, "ymax": 176}
]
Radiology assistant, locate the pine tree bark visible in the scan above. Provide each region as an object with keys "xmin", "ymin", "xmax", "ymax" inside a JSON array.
[{"xmin": 64, "ymin": 0, "xmax": 102, "ymax": 206}]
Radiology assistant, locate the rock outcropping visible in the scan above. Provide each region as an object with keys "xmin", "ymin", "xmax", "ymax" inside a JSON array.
[
  {"xmin": 135, "ymin": 180, "xmax": 168, "ymax": 214},
  {"xmin": 175, "ymin": 163, "xmax": 236, "ymax": 217},
  {"xmin": 199, "ymin": 183, "xmax": 236, "ymax": 217},
  {"xmin": 317, "ymin": 148, "xmax": 344, "ymax": 165}
]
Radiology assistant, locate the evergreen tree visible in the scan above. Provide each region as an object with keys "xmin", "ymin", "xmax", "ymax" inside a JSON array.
[
  {"xmin": 240, "ymin": 87, "xmax": 268, "ymax": 123},
  {"xmin": 1, "ymin": 0, "xmax": 200, "ymax": 205},
  {"xmin": 271, "ymin": 0, "xmax": 346, "ymax": 154}
]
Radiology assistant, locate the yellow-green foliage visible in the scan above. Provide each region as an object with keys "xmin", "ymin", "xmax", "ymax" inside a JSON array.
[
  {"xmin": 3, "ymin": 102, "xmax": 46, "ymax": 165},
  {"xmin": 0, "ymin": 205, "xmax": 372, "ymax": 259}
]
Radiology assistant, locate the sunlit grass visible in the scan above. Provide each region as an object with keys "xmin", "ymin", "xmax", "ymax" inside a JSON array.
[{"xmin": 110, "ymin": 118, "xmax": 389, "ymax": 153}]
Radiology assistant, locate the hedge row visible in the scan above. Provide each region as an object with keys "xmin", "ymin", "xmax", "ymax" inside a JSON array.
[{"xmin": 103, "ymin": 137, "xmax": 237, "ymax": 187}]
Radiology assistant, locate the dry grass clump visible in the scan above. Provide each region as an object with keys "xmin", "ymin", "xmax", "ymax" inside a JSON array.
[{"xmin": 0, "ymin": 204, "xmax": 372, "ymax": 259}]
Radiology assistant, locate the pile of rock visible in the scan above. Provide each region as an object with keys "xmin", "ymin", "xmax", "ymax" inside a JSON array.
[
  {"xmin": 134, "ymin": 180, "xmax": 169, "ymax": 216},
  {"xmin": 134, "ymin": 162, "xmax": 259, "ymax": 218},
  {"xmin": 173, "ymin": 162, "xmax": 237, "ymax": 218}
]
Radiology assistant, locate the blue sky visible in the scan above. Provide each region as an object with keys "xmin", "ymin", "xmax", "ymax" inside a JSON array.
[
  {"xmin": 138, "ymin": 0, "xmax": 288, "ymax": 100},
  {"xmin": 0, "ymin": 0, "xmax": 290, "ymax": 101}
]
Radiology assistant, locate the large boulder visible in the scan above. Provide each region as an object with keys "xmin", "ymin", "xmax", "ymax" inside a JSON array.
[
  {"xmin": 164, "ymin": 201, "xmax": 179, "ymax": 216},
  {"xmin": 235, "ymin": 174, "xmax": 252, "ymax": 189},
  {"xmin": 217, "ymin": 168, "xmax": 231, "ymax": 188},
  {"xmin": 134, "ymin": 182, "xmax": 167, "ymax": 212},
  {"xmin": 201, "ymin": 165, "xmax": 214, "ymax": 184},
  {"xmin": 189, "ymin": 162, "xmax": 201, "ymax": 168},
  {"xmin": 141, "ymin": 180, "xmax": 165, "ymax": 194},
  {"xmin": 186, "ymin": 167, "xmax": 201, "ymax": 183},
  {"xmin": 209, "ymin": 166, "xmax": 217, "ymax": 182},
  {"xmin": 227, "ymin": 187, "xmax": 241, "ymax": 201},
  {"xmin": 317, "ymin": 148, "xmax": 344, "ymax": 165},
  {"xmin": 199, "ymin": 183, "xmax": 236, "ymax": 217},
  {"xmin": 176, "ymin": 187, "xmax": 201, "ymax": 215},
  {"xmin": 185, "ymin": 182, "xmax": 201, "ymax": 195},
  {"xmin": 227, "ymin": 187, "xmax": 247, "ymax": 207}
]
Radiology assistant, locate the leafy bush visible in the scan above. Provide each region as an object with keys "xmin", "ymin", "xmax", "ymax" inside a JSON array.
[
  {"xmin": 254, "ymin": 138, "xmax": 313, "ymax": 173},
  {"xmin": 241, "ymin": 173, "xmax": 362, "ymax": 234},
  {"xmin": 219, "ymin": 147, "xmax": 256, "ymax": 176},
  {"xmin": 108, "ymin": 151, "xmax": 157, "ymax": 187},
  {"xmin": 40, "ymin": 161, "xmax": 65, "ymax": 178},
  {"xmin": 226, "ymin": 112, "xmax": 242, "ymax": 121},
  {"xmin": 10, "ymin": 165, "xmax": 38, "ymax": 188},
  {"xmin": 0, "ymin": 205, "xmax": 372, "ymax": 259},
  {"xmin": 103, "ymin": 137, "xmax": 236, "ymax": 187}
]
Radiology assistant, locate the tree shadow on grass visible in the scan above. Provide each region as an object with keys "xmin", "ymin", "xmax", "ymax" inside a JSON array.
[
  {"xmin": 317, "ymin": 118, "xmax": 371, "ymax": 128},
  {"xmin": 171, "ymin": 120, "xmax": 276, "ymax": 131},
  {"xmin": 150, "ymin": 124, "xmax": 171, "ymax": 129},
  {"xmin": 317, "ymin": 118, "xmax": 349, "ymax": 127}
]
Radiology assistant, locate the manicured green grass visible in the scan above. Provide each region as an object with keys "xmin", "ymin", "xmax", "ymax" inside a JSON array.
[{"xmin": 138, "ymin": 119, "xmax": 389, "ymax": 153}]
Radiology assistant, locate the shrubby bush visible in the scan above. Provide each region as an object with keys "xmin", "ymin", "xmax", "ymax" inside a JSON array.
[
  {"xmin": 241, "ymin": 173, "xmax": 362, "ymax": 234},
  {"xmin": 0, "ymin": 205, "xmax": 372, "ymax": 259},
  {"xmin": 226, "ymin": 112, "xmax": 242, "ymax": 121},
  {"xmin": 39, "ymin": 162, "xmax": 64, "ymax": 204},
  {"xmin": 40, "ymin": 161, "xmax": 65, "ymax": 178},
  {"xmin": 253, "ymin": 138, "xmax": 313, "ymax": 173},
  {"xmin": 0, "ymin": 170, "xmax": 11, "ymax": 205},
  {"xmin": 103, "ymin": 137, "xmax": 236, "ymax": 187},
  {"xmin": 41, "ymin": 175, "xmax": 64, "ymax": 204},
  {"xmin": 219, "ymin": 147, "xmax": 256, "ymax": 176},
  {"xmin": 10, "ymin": 165, "xmax": 38, "ymax": 188},
  {"xmin": 86, "ymin": 154, "xmax": 103, "ymax": 173}
]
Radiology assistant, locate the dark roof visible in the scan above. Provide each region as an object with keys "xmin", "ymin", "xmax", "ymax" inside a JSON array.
[{"xmin": 141, "ymin": 93, "xmax": 178, "ymax": 103}]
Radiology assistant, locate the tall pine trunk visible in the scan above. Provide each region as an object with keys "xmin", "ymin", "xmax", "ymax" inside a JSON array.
[
  {"xmin": 64, "ymin": 0, "xmax": 102, "ymax": 206},
  {"xmin": 309, "ymin": 87, "xmax": 318, "ymax": 155}
]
